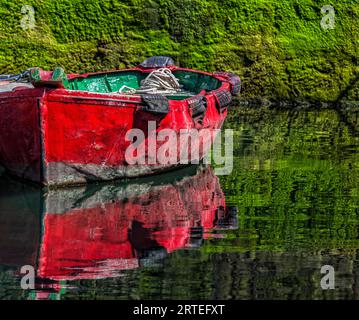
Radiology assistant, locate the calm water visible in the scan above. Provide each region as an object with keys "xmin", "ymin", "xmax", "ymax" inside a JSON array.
[{"xmin": 0, "ymin": 106, "xmax": 359, "ymax": 300}]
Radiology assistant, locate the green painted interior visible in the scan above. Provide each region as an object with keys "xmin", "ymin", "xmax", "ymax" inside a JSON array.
[
  {"xmin": 67, "ymin": 71, "xmax": 146, "ymax": 93},
  {"xmin": 173, "ymin": 70, "xmax": 221, "ymax": 93},
  {"xmin": 66, "ymin": 70, "xmax": 221, "ymax": 99}
]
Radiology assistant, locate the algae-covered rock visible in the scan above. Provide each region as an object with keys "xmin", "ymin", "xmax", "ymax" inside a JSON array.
[{"xmin": 0, "ymin": 0, "xmax": 358, "ymax": 102}]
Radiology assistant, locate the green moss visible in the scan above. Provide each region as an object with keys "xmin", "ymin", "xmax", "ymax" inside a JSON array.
[{"xmin": 0, "ymin": 0, "xmax": 358, "ymax": 101}]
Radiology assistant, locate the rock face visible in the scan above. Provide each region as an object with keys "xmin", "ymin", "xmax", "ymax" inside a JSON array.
[{"xmin": 0, "ymin": 1, "xmax": 358, "ymax": 102}]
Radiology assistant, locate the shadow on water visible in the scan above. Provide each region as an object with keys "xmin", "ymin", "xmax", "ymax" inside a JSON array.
[{"xmin": 1, "ymin": 105, "xmax": 359, "ymax": 300}]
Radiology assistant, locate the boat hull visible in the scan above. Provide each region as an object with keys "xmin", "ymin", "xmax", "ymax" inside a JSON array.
[{"xmin": 0, "ymin": 82, "xmax": 228, "ymax": 187}]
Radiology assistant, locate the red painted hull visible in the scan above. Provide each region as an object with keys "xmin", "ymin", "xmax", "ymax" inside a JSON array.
[{"xmin": 0, "ymin": 66, "xmax": 235, "ymax": 186}]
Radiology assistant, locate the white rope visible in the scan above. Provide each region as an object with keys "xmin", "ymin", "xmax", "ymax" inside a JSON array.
[
  {"xmin": 119, "ymin": 68, "xmax": 182, "ymax": 95},
  {"xmin": 118, "ymin": 85, "xmax": 137, "ymax": 94}
]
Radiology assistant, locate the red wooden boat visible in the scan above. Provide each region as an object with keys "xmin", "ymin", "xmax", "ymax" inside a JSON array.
[
  {"xmin": 0, "ymin": 165, "xmax": 237, "ymax": 298},
  {"xmin": 0, "ymin": 57, "xmax": 240, "ymax": 187}
]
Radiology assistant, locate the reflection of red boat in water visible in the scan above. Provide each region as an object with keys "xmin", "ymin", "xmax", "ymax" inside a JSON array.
[{"xmin": 0, "ymin": 165, "xmax": 237, "ymax": 289}]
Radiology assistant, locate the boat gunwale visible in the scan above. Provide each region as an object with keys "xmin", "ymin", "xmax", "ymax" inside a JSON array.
[
  {"xmin": 64, "ymin": 66, "xmax": 231, "ymax": 102},
  {"xmin": 0, "ymin": 66, "xmax": 233, "ymax": 108}
]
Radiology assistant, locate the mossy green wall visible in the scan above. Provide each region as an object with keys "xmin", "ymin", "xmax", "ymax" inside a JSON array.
[{"xmin": 0, "ymin": 0, "xmax": 358, "ymax": 101}]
